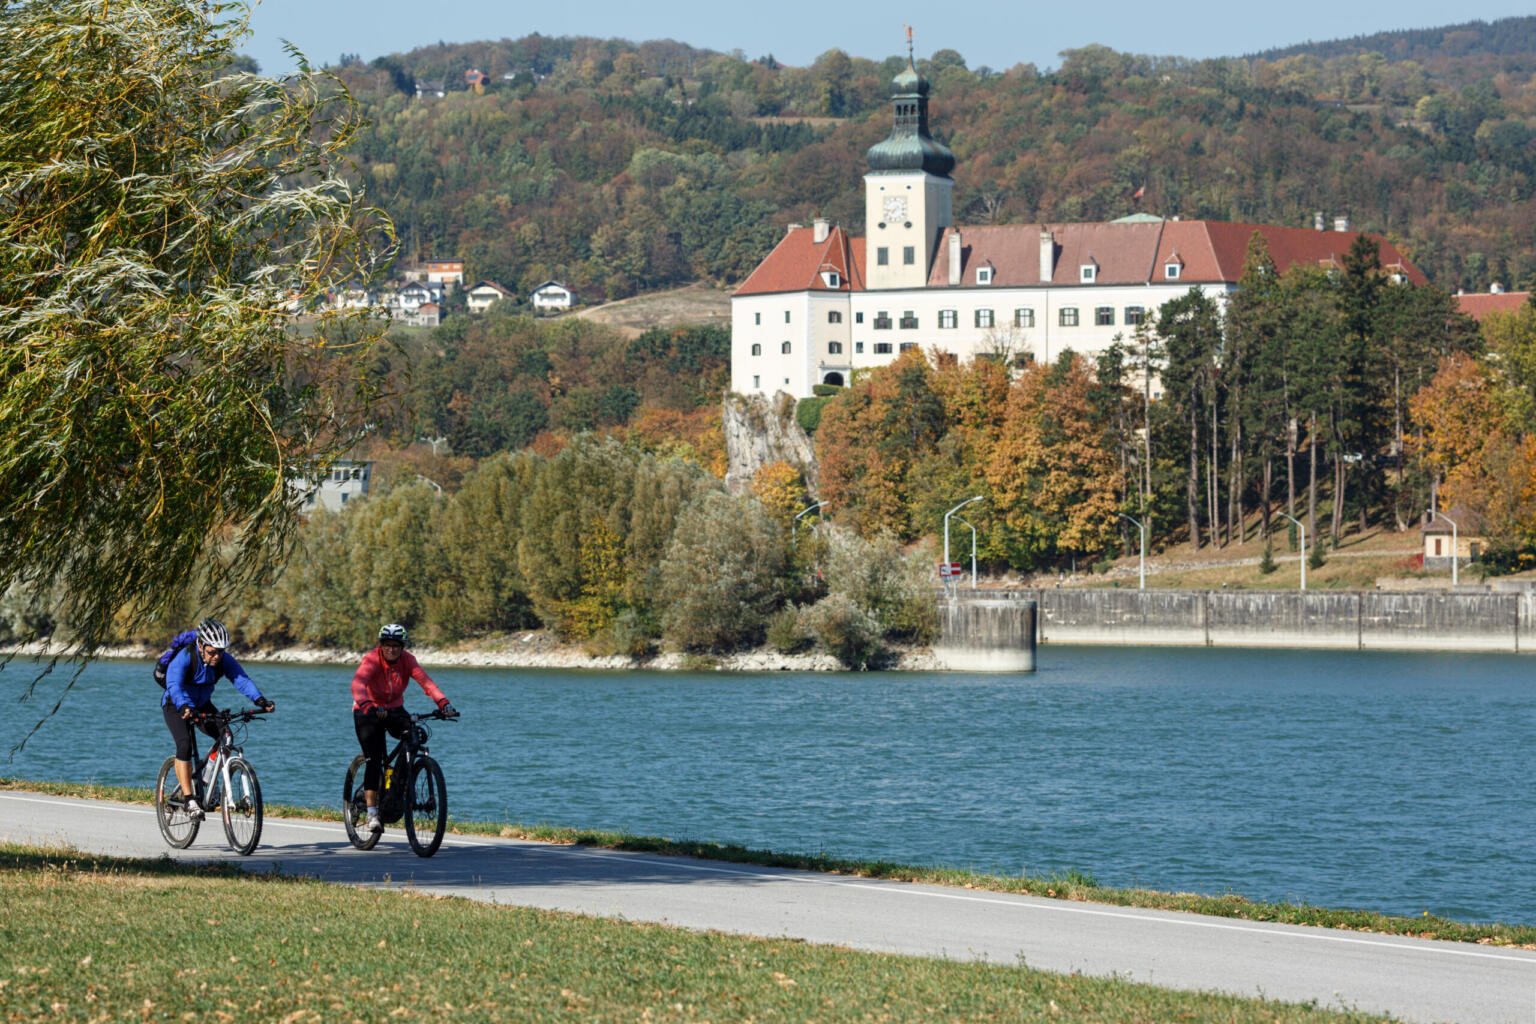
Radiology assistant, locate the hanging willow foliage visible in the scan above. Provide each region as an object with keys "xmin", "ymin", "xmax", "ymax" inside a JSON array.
[{"xmin": 0, "ymin": 1, "xmax": 394, "ymax": 657}]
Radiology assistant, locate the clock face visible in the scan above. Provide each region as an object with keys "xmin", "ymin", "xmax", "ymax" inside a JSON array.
[{"xmin": 882, "ymin": 195, "xmax": 907, "ymax": 222}]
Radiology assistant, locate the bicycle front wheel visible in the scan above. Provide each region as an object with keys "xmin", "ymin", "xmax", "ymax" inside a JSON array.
[
  {"xmin": 404, "ymin": 756, "xmax": 447, "ymax": 858},
  {"xmin": 154, "ymin": 756, "xmax": 200, "ymax": 849},
  {"xmin": 341, "ymin": 754, "xmax": 379, "ymax": 851},
  {"xmin": 220, "ymin": 758, "xmax": 263, "ymax": 856}
]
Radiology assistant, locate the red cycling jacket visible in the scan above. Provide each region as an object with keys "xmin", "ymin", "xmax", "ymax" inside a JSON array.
[{"xmin": 350, "ymin": 647, "xmax": 448, "ymax": 713}]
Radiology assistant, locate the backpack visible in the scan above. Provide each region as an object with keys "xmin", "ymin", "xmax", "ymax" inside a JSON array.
[{"xmin": 152, "ymin": 629, "xmax": 200, "ymax": 688}]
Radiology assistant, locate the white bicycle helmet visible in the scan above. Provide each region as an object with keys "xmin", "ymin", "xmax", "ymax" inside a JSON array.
[
  {"xmin": 196, "ymin": 618, "xmax": 229, "ymax": 649},
  {"xmin": 378, "ymin": 623, "xmax": 408, "ymax": 646}
]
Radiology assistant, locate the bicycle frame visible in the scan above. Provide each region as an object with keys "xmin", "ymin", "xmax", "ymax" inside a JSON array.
[
  {"xmin": 377, "ymin": 713, "xmax": 433, "ymax": 821},
  {"xmin": 190, "ymin": 711, "xmax": 258, "ymax": 807}
]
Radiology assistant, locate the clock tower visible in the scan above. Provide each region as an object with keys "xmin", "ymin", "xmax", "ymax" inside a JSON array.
[{"xmin": 863, "ymin": 40, "xmax": 955, "ymax": 291}]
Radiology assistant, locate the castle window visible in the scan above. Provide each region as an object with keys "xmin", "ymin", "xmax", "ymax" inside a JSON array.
[
  {"xmin": 1124, "ymin": 306, "xmax": 1145, "ymax": 326},
  {"xmin": 855, "ymin": 341, "xmax": 865, "ymax": 353},
  {"xmin": 1165, "ymin": 262, "xmax": 1181, "ymax": 280},
  {"xmin": 903, "ymin": 246, "xmax": 915, "ymax": 265},
  {"xmin": 975, "ymin": 309, "xmax": 995, "ymax": 328},
  {"xmin": 754, "ymin": 312, "xmax": 761, "ymax": 325},
  {"xmin": 877, "ymin": 247, "xmax": 889, "ymax": 266},
  {"xmin": 874, "ymin": 342, "xmax": 893, "ymax": 354},
  {"xmin": 855, "ymin": 311, "xmax": 864, "ymax": 324},
  {"xmin": 784, "ymin": 310, "xmax": 791, "ymax": 323},
  {"xmin": 873, "ymin": 312, "xmax": 892, "ymax": 330},
  {"xmin": 1060, "ymin": 307, "xmax": 1079, "ymax": 327},
  {"xmin": 821, "ymin": 270, "xmax": 841, "ymax": 287},
  {"xmin": 1080, "ymin": 264, "xmax": 1097, "ymax": 283},
  {"xmin": 899, "ymin": 311, "xmax": 918, "ymax": 329},
  {"xmin": 781, "ymin": 341, "xmax": 791, "ymax": 354},
  {"xmin": 751, "ymin": 343, "xmax": 761, "ymax": 356},
  {"xmin": 828, "ymin": 341, "xmax": 843, "ymax": 354},
  {"xmin": 939, "ymin": 309, "xmax": 957, "ymax": 329},
  {"xmin": 899, "ymin": 342, "xmax": 917, "ymax": 352},
  {"xmin": 1095, "ymin": 306, "xmax": 1114, "ymax": 326},
  {"xmin": 976, "ymin": 267, "xmax": 993, "ymax": 285},
  {"xmin": 1014, "ymin": 307, "xmax": 1035, "ymax": 328},
  {"xmin": 828, "ymin": 311, "xmax": 843, "ymax": 324}
]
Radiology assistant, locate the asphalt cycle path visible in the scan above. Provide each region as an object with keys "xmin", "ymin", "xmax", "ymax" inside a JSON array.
[{"xmin": 2, "ymin": 790, "xmax": 1533, "ymax": 1024}]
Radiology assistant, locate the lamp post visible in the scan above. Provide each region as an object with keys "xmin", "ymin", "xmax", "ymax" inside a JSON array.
[
  {"xmin": 944, "ymin": 496, "xmax": 983, "ymax": 569},
  {"xmin": 1428, "ymin": 509, "xmax": 1458, "ymax": 588},
  {"xmin": 1277, "ymin": 512, "xmax": 1306, "ymax": 591},
  {"xmin": 1117, "ymin": 513, "xmax": 1146, "ymax": 590},
  {"xmin": 792, "ymin": 500, "xmax": 827, "ymax": 546},
  {"xmin": 954, "ymin": 515, "xmax": 978, "ymax": 589}
]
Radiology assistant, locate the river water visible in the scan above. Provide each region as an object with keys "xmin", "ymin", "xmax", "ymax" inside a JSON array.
[{"xmin": 3, "ymin": 646, "xmax": 1532, "ymax": 925}]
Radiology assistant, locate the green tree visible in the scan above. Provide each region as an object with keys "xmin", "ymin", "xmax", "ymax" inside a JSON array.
[
  {"xmin": 0, "ymin": 0, "xmax": 387, "ymax": 652},
  {"xmin": 657, "ymin": 492, "xmax": 787, "ymax": 652}
]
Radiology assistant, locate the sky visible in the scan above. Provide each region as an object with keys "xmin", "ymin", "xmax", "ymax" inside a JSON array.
[{"xmin": 242, "ymin": 0, "xmax": 1534, "ymax": 76}]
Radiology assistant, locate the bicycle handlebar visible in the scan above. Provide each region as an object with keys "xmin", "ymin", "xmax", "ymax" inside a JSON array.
[{"xmin": 194, "ymin": 707, "xmax": 271, "ymax": 726}]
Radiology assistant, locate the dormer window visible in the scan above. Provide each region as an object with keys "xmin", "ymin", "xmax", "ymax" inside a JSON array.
[
  {"xmin": 1080, "ymin": 263, "xmax": 1097, "ymax": 283},
  {"xmin": 821, "ymin": 270, "xmax": 841, "ymax": 288},
  {"xmin": 1164, "ymin": 262, "xmax": 1182, "ymax": 280},
  {"xmin": 976, "ymin": 266, "xmax": 994, "ymax": 285}
]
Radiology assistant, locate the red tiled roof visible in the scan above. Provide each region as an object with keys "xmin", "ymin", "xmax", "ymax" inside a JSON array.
[
  {"xmin": 1456, "ymin": 291, "xmax": 1531, "ymax": 321},
  {"xmin": 734, "ymin": 225, "xmax": 865, "ymax": 296},
  {"xmin": 740, "ymin": 219, "xmax": 1429, "ymax": 295}
]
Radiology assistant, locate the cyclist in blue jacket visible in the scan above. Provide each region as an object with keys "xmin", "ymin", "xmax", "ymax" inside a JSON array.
[{"xmin": 161, "ymin": 618, "xmax": 275, "ymax": 818}]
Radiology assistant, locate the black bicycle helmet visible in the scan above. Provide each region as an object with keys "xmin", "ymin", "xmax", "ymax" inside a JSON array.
[
  {"xmin": 196, "ymin": 618, "xmax": 229, "ymax": 649},
  {"xmin": 378, "ymin": 623, "xmax": 408, "ymax": 646}
]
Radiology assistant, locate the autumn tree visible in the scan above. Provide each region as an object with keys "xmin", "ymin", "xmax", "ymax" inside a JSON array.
[{"xmin": 984, "ymin": 354, "xmax": 1121, "ymax": 569}]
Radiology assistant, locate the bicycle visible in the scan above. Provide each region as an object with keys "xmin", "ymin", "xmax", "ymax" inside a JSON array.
[
  {"xmin": 154, "ymin": 707, "xmax": 269, "ymax": 856},
  {"xmin": 342, "ymin": 707, "xmax": 457, "ymax": 857}
]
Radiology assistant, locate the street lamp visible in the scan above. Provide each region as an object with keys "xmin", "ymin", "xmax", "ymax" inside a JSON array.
[
  {"xmin": 1427, "ymin": 509, "xmax": 1458, "ymax": 588},
  {"xmin": 1117, "ymin": 513, "xmax": 1146, "ymax": 590},
  {"xmin": 954, "ymin": 515, "xmax": 978, "ymax": 589},
  {"xmin": 944, "ymin": 496, "xmax": 983, "ymax": 569},
  {"xmin": 1277, "ymin": 512, "xmax": 1306, "ymax": 591},
  {"xmin": 792, "ymin": 500, "xmax": 828, "ymax": 546}
]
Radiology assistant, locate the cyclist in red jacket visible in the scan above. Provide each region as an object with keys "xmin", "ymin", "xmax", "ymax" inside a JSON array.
[{"xmin": 351, "ymin": 623, "xmax": 457, "ymax": 833}]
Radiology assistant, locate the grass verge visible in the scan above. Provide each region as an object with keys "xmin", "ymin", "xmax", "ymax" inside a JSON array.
[
  {"xmin": 6, "ymin": 776, "xmax": 1533, "ymax": 950},
  {"xmin": 0, "ymin": 843, "xmax": 1391, "ymax": 1023}
]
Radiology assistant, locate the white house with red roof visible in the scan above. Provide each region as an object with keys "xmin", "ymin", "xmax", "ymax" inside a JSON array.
[{"xmin": 732, "ymin": 57, "xmax": 1426, "ymax": 400}]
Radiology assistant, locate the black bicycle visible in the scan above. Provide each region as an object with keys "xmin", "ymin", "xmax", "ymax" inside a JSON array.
[
  {"xmin": 342, "ymin": 707, "xmax": 457, "ymax": 857},
  {"xmin": 155, "ymin": 707, "xmax": 269, "ymax": 856}
]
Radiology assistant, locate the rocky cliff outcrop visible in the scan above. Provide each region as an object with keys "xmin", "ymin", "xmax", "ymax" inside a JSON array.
[{"xmin": 722, "ymin": 392, "xmax": 819, "ymax": 495}]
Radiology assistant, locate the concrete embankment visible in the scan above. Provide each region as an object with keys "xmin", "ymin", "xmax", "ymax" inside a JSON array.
[{"xmin": 946, "ymin": 588, "xmax": 1536, "ymax": 653}]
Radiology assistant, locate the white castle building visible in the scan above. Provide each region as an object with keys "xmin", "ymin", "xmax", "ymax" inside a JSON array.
[{"xmin": 731, "ymin": 56, "xmax": 1425, "ymax": 400}]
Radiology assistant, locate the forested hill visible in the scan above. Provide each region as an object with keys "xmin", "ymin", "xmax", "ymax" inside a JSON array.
[
  {"xmin": 1251, "ymin": 16, "xmax": 1536, "ymax": 66},
  {"xmin": 327, "ymin": 23, "xmax": 1536, "ymax": 305}
]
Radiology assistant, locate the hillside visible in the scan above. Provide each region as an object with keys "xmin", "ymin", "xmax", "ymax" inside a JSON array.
[{"xmin": 331, "ymin": 23, "xmax": 1536, "ymax": 304}]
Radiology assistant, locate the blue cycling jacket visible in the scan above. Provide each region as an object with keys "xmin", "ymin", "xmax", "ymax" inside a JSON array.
[{"xmin": 161, "ymin": 645, "xmax": 264, "ymax": 711}]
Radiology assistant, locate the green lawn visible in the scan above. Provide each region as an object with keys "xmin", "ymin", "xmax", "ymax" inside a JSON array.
[{"xmin": 0, "ymin": 845, "xmax": 1394, "ymax": 1023}]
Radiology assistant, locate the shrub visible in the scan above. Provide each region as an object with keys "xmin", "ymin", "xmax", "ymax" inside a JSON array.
[
  {"xmin": 811, "ymin": 383, "xmax": 842, "ymax": 397},
  {"xmin": 796, "ymin": 396, "xmax": 830, "ymax": 434},
  {"xmin": 765, "ymin": 605, "xmax": 812, "ymax": 654},
  {"xmin": 802, "ymin": 593, "xmax": 886, "ymax": 669}
]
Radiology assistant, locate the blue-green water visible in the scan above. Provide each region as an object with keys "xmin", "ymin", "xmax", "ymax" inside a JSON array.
[{"xmin": 3, "ymin": 646, "xmax": 1533, "ymax": 925}]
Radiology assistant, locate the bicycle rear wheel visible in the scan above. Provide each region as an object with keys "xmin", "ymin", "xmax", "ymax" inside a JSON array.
[
  {"xmin": 220, "ymin": 758, "xmax": 263, "ymax": 856},
  {"xmin": 341, "ymin": 754, "xmax": 380, "ymax": 850},
  {"xmin": 404, "ymin": 756, "xmax": 447, "ymax": 858},
  {"xmin": 154, "ymin": 756, "xmax": 200, "ymax": 849}
]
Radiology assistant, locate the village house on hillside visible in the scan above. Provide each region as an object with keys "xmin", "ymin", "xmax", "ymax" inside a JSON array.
[
  {"xmin": 466, "ymin": 280, "xmax": 514, "ymax": 313},
  {"xmin": 731, "ymin": 51, "xmax": 1427, "ymax": 401},
  {"xmin": 531, "ymin": 280, "xmax": 577, "ymax": 313}
]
